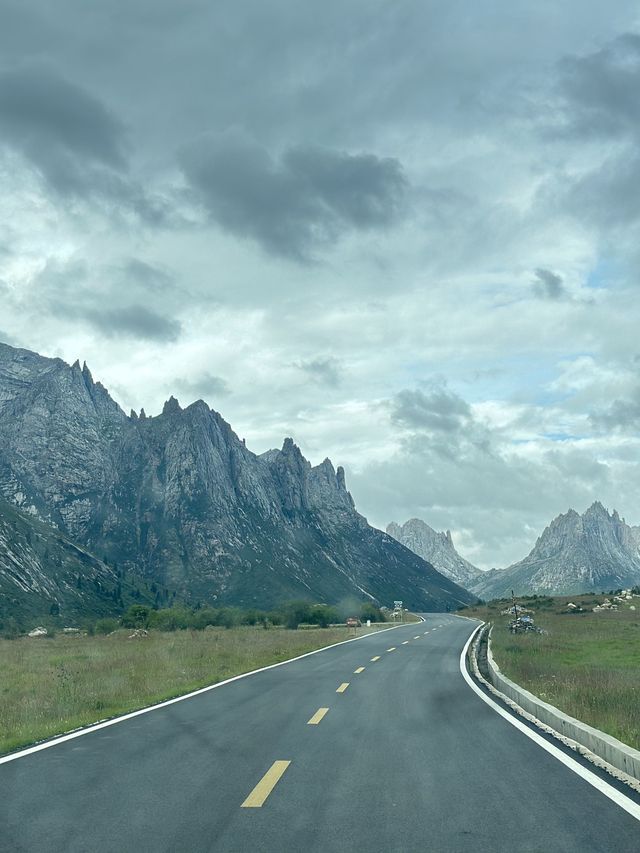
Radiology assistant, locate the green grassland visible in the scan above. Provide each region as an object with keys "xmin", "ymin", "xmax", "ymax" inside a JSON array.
[
  {"xmin": 462, "ymin": 593, "xmax": 640, "ymax": 750},
  {"xmin": 0, "ymin": 623, "xmax": 392, "ymax": 756}
]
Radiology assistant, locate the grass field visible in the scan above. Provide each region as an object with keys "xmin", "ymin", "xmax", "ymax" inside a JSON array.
[
  {"xmin": 462, "ymin": 594, "xmax": 640, "ymax": 750},
  {"xmin": 0, "ymin": 623, "xmax": 391, "ymax": 756}
]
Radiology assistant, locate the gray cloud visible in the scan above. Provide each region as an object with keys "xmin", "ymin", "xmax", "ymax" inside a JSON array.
[
  {"xmin": 175, "ymin": 372, "xmax": 229, "ymax": 401},
  {"xmin": 296, "ymin": 357, "xmax": 342, "ymax": 387},
  {"xmin": 390, "ymin": 387, "xmax": 471, "ymax": 433},
  {"xmin": 81, "ymin": 306, "xmax": 181, "ymax": 342},
  {"xmin": 533, "ymin": 268, "xmax": 566, "ymax": 300},
  {"xmin": 547, "ymin": 34, "xmax": 640, "ymax": 233},
  {"xmin": 284, "ymin": 147, "xmax": 407, "ymax": 229},
  {"xmin": 591, "ymin": 390, "xmax": 640, "ymax": 432},
  {"xmin": 181, "ymin": 132, "xmax": 407, "ymax": 259},
  {"xmin": 121, "ymin": 259, "xmax": 175, "ymax": 293},
  {"xmin": 0, "ymin": 62, "xmax": 177, "ymax": 224},
  {"xmin": 563, "ymin": 151, "xmax": 640, "ymax": 229},
  {"xmin": 29, "ymin": 257, "xmax": 182, "ymax": 342},
  {"xmin": 556, "ymin": 33, "xmax": 640, "ymax": 138},
  {"xmin": 0, "ymin": 63, "xmax": 127, "ymax": 192}
]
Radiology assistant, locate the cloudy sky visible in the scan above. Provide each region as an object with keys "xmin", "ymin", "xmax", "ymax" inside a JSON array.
[{"xmin": 1, "ymin": 1, "xmax": 640, "ymax": 568}]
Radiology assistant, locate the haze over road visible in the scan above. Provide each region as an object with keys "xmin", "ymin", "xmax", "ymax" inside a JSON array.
[{"xmin": 1, "ymin": 616, "xmax": 639, "ymax": 852}]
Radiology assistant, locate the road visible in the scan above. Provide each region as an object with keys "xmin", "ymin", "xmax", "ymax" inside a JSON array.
[{"xmin": 1, "ymin": 615, "xmax": 639, "ymax": 852}]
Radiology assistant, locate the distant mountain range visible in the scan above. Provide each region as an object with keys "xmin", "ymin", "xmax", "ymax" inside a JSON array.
[
  {"xmin": 471, "ymin": 502, "xmax": 640, "ymax": 599},
  {"xmin": 389, "ymin": 503, "xmax": 640, "ymax": 599},
  {"xmin": 0, "ymin": 341, "xmax": 476, "ymax": 623},
  {"xmin": 386, "ymin": 519, "xmax": 481, "ymax": 589}
]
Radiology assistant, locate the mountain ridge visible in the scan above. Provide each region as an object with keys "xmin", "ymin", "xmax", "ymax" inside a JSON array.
[
  {"xmin": 386, "ymin": 518, "xmax": 481, "ymax": 588},
  {"xmin": 471, "ymin": 501, "xmax": 640, "ymax": 598},
  {"xmin": 0, "ymin": 341, "xmax": 476, "ymax": 615}
]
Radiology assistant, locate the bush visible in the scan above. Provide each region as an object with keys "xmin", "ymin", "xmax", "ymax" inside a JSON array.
[
  {"xmin": 308, "ymin": 604, "xmax": 340, "ymax": 628},
  {"xmin": 217, "ymin": 607, "xmax": 241, "ymax": 629},
  {"xmin": 240, "ymin": 609, "xmax": 267, "ymax": 626},
  {"xmin": 359, "ymin": 603, "xmax": 386, "ymax": 623},
  {"xmin": 147, "ymin": 606, "xmax": 192, "ymax": 631},
  {"xmin": 121, "ymin": 605, "xmax": 151, "ymax": 629},
  {"xmin": 280, "ymin": 601, "xmax": 313, "ymax": 630},
  {"xmin": 191, "ymin": 607, "xmax": 220, "ymax": 630},
  {"xmin": 95, "ymin": 618, "xmax": 119, "ymax": 635}
]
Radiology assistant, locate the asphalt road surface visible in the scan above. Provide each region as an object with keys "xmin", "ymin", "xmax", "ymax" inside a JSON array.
[{"xmin": 2, "ymin": 615, "xmax": 639, "ymax": 852}]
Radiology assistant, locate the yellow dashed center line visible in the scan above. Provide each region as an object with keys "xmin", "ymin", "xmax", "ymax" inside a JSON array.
[
  {"xmin": 336, "ymin": 682, "xmax": 350, "ymax": 693},
  {"xmin": 370, "ymin": 656, "xmax": 380, "ymax": 662},
  {"xmin": 241, "ymin": 761, "xmax": 290, "ymax": 808},
  {"xmin": 307, "ymin": 708, "xmax": 329, "ymax": 725},
  {"xmin": 354, "ymin": 666, "xmax": 365, "ymax": 674},
  {"xmin": 387, "ymin": 647, "xmax": 396, "ymax": 652}
]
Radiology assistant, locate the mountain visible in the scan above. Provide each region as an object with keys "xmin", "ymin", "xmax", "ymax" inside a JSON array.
[
  {"xmin": 386, "ymin": 519, "xmax": 481, "ymax": 588},
  {"xmin": 0, "ymin": 498, "xmax": 155, "ymax": 628},
  {"xmin": 0, "ymin": 342, "xmax": 476, "ymax": 613},
  {"xmin": 471, "ymin": 502, "xmax": 640, "ymax": 599}
]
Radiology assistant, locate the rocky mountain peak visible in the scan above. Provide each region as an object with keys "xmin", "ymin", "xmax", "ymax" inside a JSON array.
[
  {"xmin": 0, "ymin": 341, "xmax": 477, "ymax": 612},
  {"xmin": 386, "ymin": 517, "xmax": 480, "ymax": 588},
  {"xmin": 471, "ymin": 502, "xmax": 640, "ymax": 599},
  {"xmin": 336, "ymin": 465, "xmax": 347, "ymax": 492},
  {"xmin": 584, "ymin": 500, "xmax": 608, "ymax": 519},
  {"xmin": 162, "ymin": 396, "xmax": 183, "ymax": 415}
]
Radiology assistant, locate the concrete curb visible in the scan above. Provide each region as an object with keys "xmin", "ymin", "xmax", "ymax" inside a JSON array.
[{"xmin": 484, "ymin": 625, "xmax": 640, "ymax": 783}]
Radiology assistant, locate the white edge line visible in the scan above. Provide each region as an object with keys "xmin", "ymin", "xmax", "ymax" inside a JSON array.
[
  {"xmin": 0, "ymin": 621, "xmax": 407, "ymax": 765},
  {"xmin": 459, "ymin": 624, "xmax": 640, "ymax": 822}
]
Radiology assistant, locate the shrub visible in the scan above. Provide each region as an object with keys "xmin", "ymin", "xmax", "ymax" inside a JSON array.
[
  {"xmin": 217, "ymin": 607, "xmax": 241, "ymax": 629},
  {"xmin": 147, "ymin": 606, "xmax": 192, "ymax": 631},
  {"xmin": 360, "ymin": 603, "xmax": 386, "ymax": 623},
  {"xmin": 280, "ymin": 601, "xmax": 313, "ymax": 630},
  {"xmin": 191, "ymin": 607, "xmax": 219, "ymax": 630},
  {"xmin": 95, "ymin": 617, "xmax": 119, "ymax": 635},
  {"xmin": 121, "ymin": 605, "xmax": 151, "ymax": 628},
  {"xmin": 308, "ymin": 604, "xmax": 340, "ymax": 628}
]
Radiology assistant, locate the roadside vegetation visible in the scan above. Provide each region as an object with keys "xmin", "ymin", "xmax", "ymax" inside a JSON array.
[
  {"xmin": 460, "ymin": 589, "xmax": 640, "ymax": 750},
  {"xmin": 0, "ymin": 599, "xmax": 387, "ymax": 639},
  {"xmin": 0, "ymin": 600, "xmax": 390, "ymax": 755}
]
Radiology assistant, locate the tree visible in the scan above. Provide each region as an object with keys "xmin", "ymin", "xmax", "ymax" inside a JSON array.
[
  {"xmin": 280, "ymin": 601, "xmax": 313, "ymax": 630},
  {"xmin": 121, "ymin": 604, "xmax": 151, "ymax": 628},
  {"xmin": 309, "ymin": 604, "xmax": 340, "ymax": 627},
  {"xmin": 95, "ymin": 617, "xmax": 119, "ymax": 635}
]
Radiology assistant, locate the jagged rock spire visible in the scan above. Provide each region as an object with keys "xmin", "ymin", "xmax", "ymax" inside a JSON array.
[
  {"xmin": 162, "ymin": 396, "xmax": 182, "ymax": 415},
  {"xmin": 81, "ymin": 362, "xmax": 93, "ymax": 385}
]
